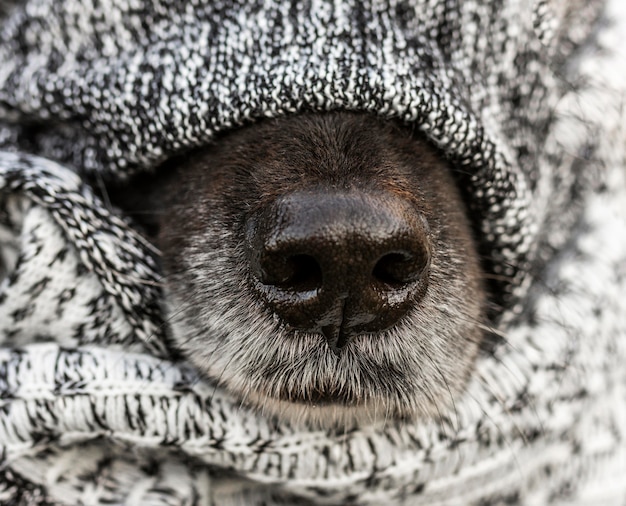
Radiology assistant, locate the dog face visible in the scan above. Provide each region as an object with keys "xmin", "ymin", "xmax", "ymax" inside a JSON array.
[{"xmin": 130, "ymin": 112, "xmax": 485, "ymax": 428}]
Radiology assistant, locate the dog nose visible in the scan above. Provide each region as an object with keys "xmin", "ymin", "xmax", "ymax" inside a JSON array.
[{"xmin": 245, "ymin": 190, "xmax": 431, "ymax": 352}]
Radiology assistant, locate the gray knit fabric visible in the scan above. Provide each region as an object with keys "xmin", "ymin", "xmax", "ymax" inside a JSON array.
[{"xmin": 0, "ymin": 0, "xmax": 625, "ymax": 504}]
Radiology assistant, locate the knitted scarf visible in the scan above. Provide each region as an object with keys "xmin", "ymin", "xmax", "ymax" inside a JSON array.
[{"xmin": 0, "ymin": 0, "xmax": 625, "ymax": 504}]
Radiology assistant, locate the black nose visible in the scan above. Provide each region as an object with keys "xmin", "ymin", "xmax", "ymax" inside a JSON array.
[{"xmin": 245, "ymin": 190, "xmax": 431, "ymax": 352}]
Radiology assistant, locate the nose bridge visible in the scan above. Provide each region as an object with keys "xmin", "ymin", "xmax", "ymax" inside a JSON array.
[
  {"xmin": 271, "ymin": 190, "xmax": 408, "ymax": 274},
  {"xmin": 273, "ymin": 191, "xmax": 404, "ymax": 239},
  {"xmin": 276, "ymin": 189, "xmax": 417, "ymax": 245}
]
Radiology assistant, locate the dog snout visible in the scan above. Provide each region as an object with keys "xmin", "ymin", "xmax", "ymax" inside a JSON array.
[{"xmin": 246, "ymin": 189, "xmax": 431, "ymax": 351}]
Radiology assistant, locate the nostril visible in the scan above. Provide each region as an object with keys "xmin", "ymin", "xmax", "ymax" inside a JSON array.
[
  {"xmin": 373, "ymin": 251, "xmax": 429, "ymax": 287},
  {"xmin": 261, "ymin": 253, "xmax": 322, "ymax": 292}
]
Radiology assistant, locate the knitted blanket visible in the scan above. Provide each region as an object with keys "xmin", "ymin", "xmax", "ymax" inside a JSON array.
[{"xmin": 0, "ymin": 0, "xmax": 625, "ymax": 504}]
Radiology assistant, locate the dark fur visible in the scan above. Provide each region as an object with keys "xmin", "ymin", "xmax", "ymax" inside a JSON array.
[{"xmin": 117, "ymin": 112, "xmax": 486, "ymax": 428}]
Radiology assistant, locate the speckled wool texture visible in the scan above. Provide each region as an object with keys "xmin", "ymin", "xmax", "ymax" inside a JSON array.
[{"xmin": 0, "ymin": 0, "xmax": 625, "ymax": 504}]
